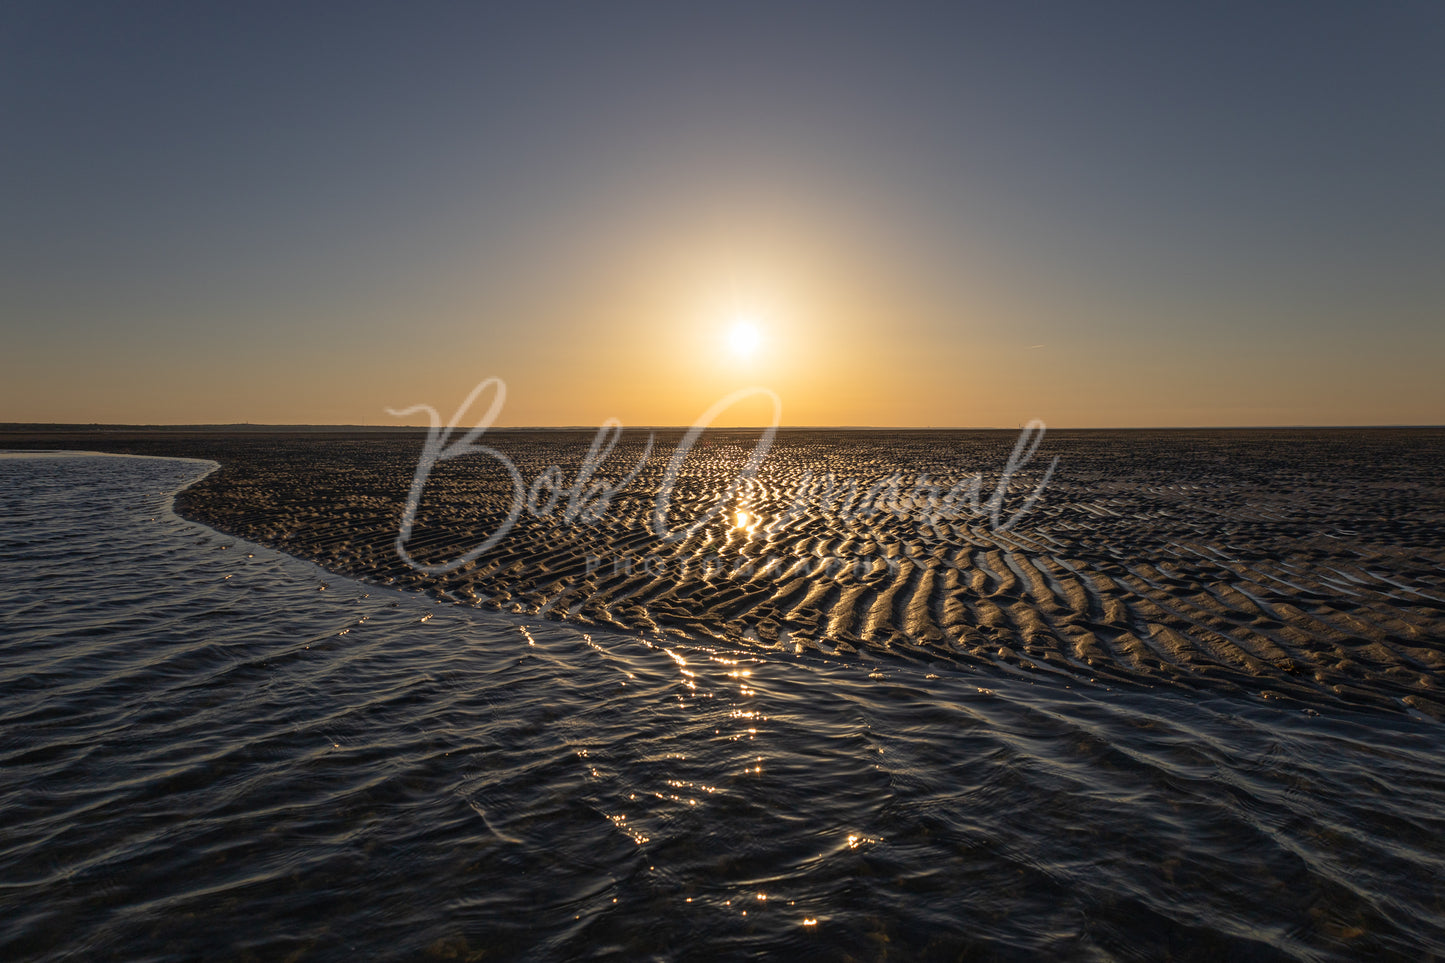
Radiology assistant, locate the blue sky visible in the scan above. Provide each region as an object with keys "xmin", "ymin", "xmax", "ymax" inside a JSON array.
[{"xmin": 3, "ymin": 1, "xmax": 1442, "ymax": 426}]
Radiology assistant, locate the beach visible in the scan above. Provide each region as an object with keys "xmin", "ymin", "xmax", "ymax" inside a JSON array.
[
  {"xmin": 8, "ymin": 426, "xmax": 1442, "ymax": 719},
  {"xmin": 1, "ymin": 444, "xmax": 1444, "ymax": 959},
  {"xmin": 8, "ymin": 2, "xmax": 1445, "ymax": 957}
]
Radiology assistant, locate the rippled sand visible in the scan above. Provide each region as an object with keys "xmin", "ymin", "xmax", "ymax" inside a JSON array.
[{"xmin": 9, "ymin": 428, "xmax": 1445, "ymax": 719}]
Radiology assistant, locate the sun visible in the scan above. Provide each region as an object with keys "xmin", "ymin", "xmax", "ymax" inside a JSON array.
[{"xmin": 727, "ymin": 317, "xmax": 762, "ymax": 357}]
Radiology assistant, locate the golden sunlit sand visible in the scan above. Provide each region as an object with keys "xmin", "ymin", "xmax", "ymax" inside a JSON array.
[{"xmin": 10, "ymin": 426, "xmax": 1440, "ymax": 721}]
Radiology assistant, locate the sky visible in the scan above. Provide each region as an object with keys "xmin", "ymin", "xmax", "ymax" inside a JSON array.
[{"xmin": 2, "ymin": 0, "xmax": 1442, "ymax": 427}]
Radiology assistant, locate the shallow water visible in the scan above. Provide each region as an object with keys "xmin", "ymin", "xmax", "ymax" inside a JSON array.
[{"xmin": 2, "ymin": 454, "xmax": 1443, "ymax": 960}]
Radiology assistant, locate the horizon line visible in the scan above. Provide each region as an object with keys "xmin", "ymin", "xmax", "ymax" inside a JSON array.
[{"xmin": 3, "ymin": 422, "xmax": 1443, "ymax": 432}]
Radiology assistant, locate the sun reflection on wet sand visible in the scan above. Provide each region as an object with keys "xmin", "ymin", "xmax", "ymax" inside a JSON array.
[{"xmin": 732, "ymin": 508, "xmax": 761, "ymax": 532}]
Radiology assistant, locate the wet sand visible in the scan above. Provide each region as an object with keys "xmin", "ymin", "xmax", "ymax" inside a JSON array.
[{"xmin": 6, "ymin": 426, "xmax": 1443, "ymax": 718}]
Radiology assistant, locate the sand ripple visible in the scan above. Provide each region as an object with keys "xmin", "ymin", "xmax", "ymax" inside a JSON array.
[{"xmin": 91, "ymin": 428, "xmax": 1445, "ymax": 719}]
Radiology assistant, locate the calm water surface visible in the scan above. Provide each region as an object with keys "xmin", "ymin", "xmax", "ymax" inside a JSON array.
[{"xmin": 1, "ymin": 454, "xmax": 1442, "ymax": 961}]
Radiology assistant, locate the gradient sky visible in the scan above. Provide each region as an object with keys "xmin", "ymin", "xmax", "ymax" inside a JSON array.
[{"xmin": 2, "ymin": 1, "xmax": 1442, "ymax": 427}]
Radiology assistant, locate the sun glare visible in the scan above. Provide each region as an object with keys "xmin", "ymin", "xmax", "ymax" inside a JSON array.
[{"xmin": 728, "ymin": 318, "xmax": 762, "ymax": 358}]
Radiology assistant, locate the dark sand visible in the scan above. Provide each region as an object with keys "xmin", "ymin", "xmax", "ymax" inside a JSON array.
[{"xmin": 6, "ymin": 426, "xmax": 1444, "ymax": 718}]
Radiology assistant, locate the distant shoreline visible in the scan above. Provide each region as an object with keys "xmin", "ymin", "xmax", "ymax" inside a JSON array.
[{"xmin": 4, "ymin": 423, "xmax": 1443, "ymax": 436}]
